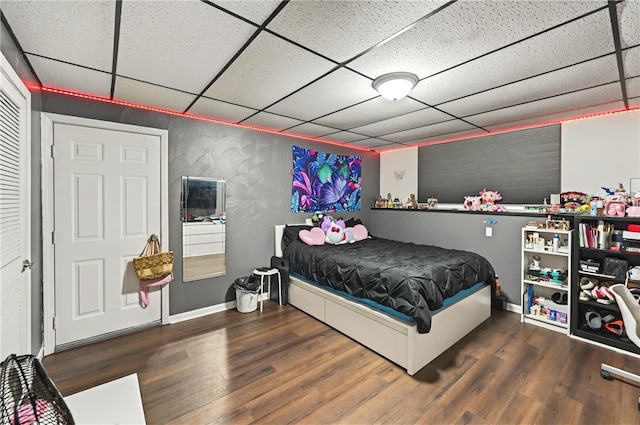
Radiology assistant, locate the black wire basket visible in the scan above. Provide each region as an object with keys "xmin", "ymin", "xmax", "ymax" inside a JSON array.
[{"xmin": 0, "ymin": 354, "xmax": 74, "ymax": 425}]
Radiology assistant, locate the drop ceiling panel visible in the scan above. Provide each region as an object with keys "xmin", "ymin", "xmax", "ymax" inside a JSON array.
[
  {"xmin": 466, "ymin": 83, "xmax": 624, "ymax": 129},
  {"xmin": 350, "ymin": 107, "xmax": 457, "ymax": 138},
  {"xmin": 627, "ymin": 76, "xmax": 640, "ymax": 97},
  {"xmin": 313, "ymin": 96, "xmax": 426, "ymax": 130},
  {"xmin": 202, "ymin": 32, "xmax": 335, "ymax": 110},
  {"xmin": 265, "ymin": 68, "xmax": 376, "ymax": 121},
  {"xmin": 382, "ymin": 120, "xmax": 478, "ymax": 144},
  {"xmin": 413, "ymin": 129, "xmax": 486, "ymax": 147},
  {"xmin": 619, "ymin": 0, "xmax": 640, "ymax": 48},
  {"xmin": 27, "ymin": 54, "xmax": 112, "ymax": 97},
  {"xmin": 440, "ymin": 55, "xmax": 620, "ymax": 118},
  {"xmin": 349, "ymin": 0, "xmax": 605, "ymax": 80},
  {"xmin": 212, "ymin": 0, "xmax": 280, "ymax": 24},
  {"xmin": 320, "ymin": 132, "xmax": 369, "ymax": 143},
  {"xmin": 113, "ymin": 77, "xmax": 197, "ymax": 113},
  {"xmin": 188, "ymin": 97, "xmax": 257, "ymax": 124},
  {"xmin": 484, "ymin": 100, "xmax": 627, "ymax": 131},
  {"xmin": 348, "ymin": 138, "xmax": 398, "ymax": 149},
  {"xmin": 1, "ymin": 0, "xmax": 114, "ymax": 71},
  {"xmin": 117, "ymin": 1, "xmax": 256, "ymax": 94},
  {"xmin": 623, "ymin": 46, "xmax": 640, "ymax": 79},
  {"xmin": 410, "ymin": 10, "xmax": 615, "ymax": 106},
  {"xmin": 266, "ymin": 0, "xmax": 450, "ymax": 63},
  {"xmin": 3, "ymin": 0, "xmax": 637, "ymax": 153},
  {"xmin": 285, "ymin": 122, "xmax": 338, "ymax": 138},
  {"xmin": 241, "ymin": 112, "xmax": 303, "ymax": 131}
]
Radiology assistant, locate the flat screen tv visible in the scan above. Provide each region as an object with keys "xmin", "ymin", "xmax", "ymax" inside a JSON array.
[{"xmin": 181, "ymin": 176, "xmax": 226, "ymax": 222}]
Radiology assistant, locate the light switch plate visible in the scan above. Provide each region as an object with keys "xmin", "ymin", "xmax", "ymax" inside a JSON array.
[{"xmin": 485, "ymin": 226, "xmax": 493, "ymax": 237}]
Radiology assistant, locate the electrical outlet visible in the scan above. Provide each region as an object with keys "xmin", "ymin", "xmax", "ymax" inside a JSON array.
[{"xmin": 485, "ymin": 226, "xmax": 493, "ymax": 237}]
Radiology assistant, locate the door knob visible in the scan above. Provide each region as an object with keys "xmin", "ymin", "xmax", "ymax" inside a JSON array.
[{"xmin": 22, "ymin": 259, "xmax": 34, "ymax": 272}]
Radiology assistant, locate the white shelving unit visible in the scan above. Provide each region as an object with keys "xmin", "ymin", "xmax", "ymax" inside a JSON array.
[{"xmin": 521, "ymin": 227, "xmax": 572, "ymax": 334}]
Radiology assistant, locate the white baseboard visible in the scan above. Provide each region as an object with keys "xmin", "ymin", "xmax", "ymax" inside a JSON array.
[
  {"xmin": 168, "ymin": 293, "xmax": 270, "ymax": 324},
  {"xmin": 506, "ymin": 302, "xmax": 520, "ymax": 314}
]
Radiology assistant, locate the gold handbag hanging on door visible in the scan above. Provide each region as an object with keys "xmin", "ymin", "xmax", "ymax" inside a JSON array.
[{"xmin": 133, "ymin": 234, "xmax": 173, "ymax": 280}]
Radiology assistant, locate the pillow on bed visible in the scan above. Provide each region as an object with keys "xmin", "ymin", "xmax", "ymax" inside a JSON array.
[
  {"xmin": 344, "ymin": 218, "xmax": 375, "ymax": 239},
  {"xmin": 283, "ymin": 225, "xmax": 312, "ymax": 246},
  {"xmin": 299, "ymin": 227, "xmax": 326, "ymax": 246}
]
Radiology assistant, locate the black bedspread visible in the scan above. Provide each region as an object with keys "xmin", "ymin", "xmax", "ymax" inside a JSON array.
[{"xmin": 283, "ymin": 234, "xmax": 496, "ymax": 333}]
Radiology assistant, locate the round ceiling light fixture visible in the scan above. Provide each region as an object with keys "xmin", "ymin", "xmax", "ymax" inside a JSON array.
[{"xmin": 372, "ymin": 72, "xmax": 418, "ymax": 101}]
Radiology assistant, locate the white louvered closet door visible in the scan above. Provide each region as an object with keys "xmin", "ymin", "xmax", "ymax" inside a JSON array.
[{"xmin": 0, "ymin": 53, "xmax": 31, "ymax": 359}]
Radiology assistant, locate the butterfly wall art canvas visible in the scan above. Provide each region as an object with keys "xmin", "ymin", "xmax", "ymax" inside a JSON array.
[{"xmin": 290, "ymin": 145, "xmax": 362, "ymax": 213}]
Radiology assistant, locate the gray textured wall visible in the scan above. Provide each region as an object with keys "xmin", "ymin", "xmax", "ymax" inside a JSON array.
[
  {"xmin": 2, "ymin": 21, "xmax": 43, "ymax": 353},
  {"xmin": 370, "ymin": 210, "xmax": 537, "ymax": 306},
  {"xmin": 41, "ymin": 92, "xmax": 379, "ymax": 315}
]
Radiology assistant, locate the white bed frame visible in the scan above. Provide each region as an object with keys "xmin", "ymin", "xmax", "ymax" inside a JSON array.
[{"xmin": 275, "ymin": 225, "xmax": 492, "ymax": 375}]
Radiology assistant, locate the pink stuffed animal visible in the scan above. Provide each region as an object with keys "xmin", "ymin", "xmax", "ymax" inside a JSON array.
[{"xmin": 478, "ymin": 189, "xmax": 508, "ymax": 212}]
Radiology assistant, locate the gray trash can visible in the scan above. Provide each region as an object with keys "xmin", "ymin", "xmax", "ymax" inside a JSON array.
[{"xmin": 234, "ymin": 276, "xmax": 259, "ymax": 313}]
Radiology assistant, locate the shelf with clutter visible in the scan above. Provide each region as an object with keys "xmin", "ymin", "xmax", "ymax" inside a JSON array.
[
  {"xmin": 521, "ymin": 226, "xmax": 572, "ymax": 334},
  {"xmin": 570, "ymin": 208, "xmax": 640, "ymax": 355}
]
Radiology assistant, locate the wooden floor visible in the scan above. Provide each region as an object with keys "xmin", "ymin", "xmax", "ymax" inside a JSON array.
[{"xmin": 42, "ymin": 303, "xmax": 640, "ymax": 424}]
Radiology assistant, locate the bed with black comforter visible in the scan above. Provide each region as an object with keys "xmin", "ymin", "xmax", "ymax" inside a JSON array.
[{"xmin": 283, "ymin": 228, "xmax": 496, "ymax": 334}]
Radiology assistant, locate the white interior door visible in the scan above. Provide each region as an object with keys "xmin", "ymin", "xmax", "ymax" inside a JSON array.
[
  {"xmin": 0, "ymin": 53, "xmax": 31, "ymax": 359},
  {"xmin": 53, "ymin": 123, "xmax": 163, "ymax": 347}
]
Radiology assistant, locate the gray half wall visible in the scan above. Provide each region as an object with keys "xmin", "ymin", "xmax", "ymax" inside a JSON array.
[{"xmin": 370, "ymin": 210, "xmax": 539, "ymax": 306}]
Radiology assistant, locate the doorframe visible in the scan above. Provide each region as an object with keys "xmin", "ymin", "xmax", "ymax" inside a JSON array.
[{"xmin": 41, "ymin": 113, "xmax": 169, "ymax": 355}]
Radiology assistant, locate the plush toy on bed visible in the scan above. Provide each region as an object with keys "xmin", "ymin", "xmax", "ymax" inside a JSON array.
[
  {"xmin": 298, "ymin": 216, "xmax": 369, "ymax": 246},
  {"xmin": 479, "ymin": 188, "xmax": 508, "ymax": 212},
  {"xmin": 323, "ymin": 217, "xmax": 348, "ymax": 244}
]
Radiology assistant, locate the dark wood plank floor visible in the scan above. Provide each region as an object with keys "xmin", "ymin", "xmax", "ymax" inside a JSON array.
[{"xmin": 42, "ymin": 303, "xmax": 640, "ymax": 424}]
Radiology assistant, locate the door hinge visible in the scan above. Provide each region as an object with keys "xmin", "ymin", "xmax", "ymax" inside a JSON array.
[
  {"xmin": 52, "ymin": 231, "xmax": 55, "ymax": 244},
  {"xmin": 52, "ymin": 317, "xmax": 56, "ymax": 330},
  {"xmin": 50, "ymin": 144, "xmax": 55, "ymax": 158}
]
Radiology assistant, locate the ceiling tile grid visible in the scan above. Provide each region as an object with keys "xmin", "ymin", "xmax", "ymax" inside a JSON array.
[
  {"xmin": 439, "ymin": 54, "xmax": 621, "ymax": 118},
  {"xmin": 318, "ymin": 131, "xmax": 371, "ymax": 143},
  {"xmin": 1, "ymin": 0, "xmax": 638, "ymax": 152},
  {"xmin": 114, "ymin": 77, "xmax": 198, "ymax": 112},
  {"xmin": 202, "ymin": 31, "xmax": 336, "ymax": 110},
  {"xmin": 1, "ymin": 0, "xmax": 115, "ymax": 72},
  {"xmin": 381, "ymin": 119, "xmax": 478, "ymax": 144},
  {"xmin": 350, "ymin": 107, "xmax": 461, "ymax": 138},
  {"xmin": 466, "ymin": 82, "xmax": 626, "ymax": 128},
  {"xmin": 211, "ymin": 0, "xmax": 281, "ymax": 25},
  {"xmin": 117, "ymin": 0, "xmax": 257, "ymax": 94},
  {"xmin": 619, "ymin": 0, "xmax": 640, "ymax": 47},
  {"xmin": 26, "ymin": 54, "xmax": 112, "ymax": 98},
  {"xmin": 283, "ymin": 122, "xmax": 339, "ymax": 138},
  {"xmin": 265, "ymin": 0, "xmax": 450, "ymax": 63},
  {"xmin": 348, "ymin": 0, "xmax": 607, "ymax": 80},
  {"xmin": 409, "ymin": 9, "xmax": 616, "ymax": 106},
  {"xmin": 264, "ymin": 67, "xmax": 377, "ymax": 121},
  {"xmin": 623, "ymin": 45, "xmax": 640, "ymax": 78},
  {"xmin": 483, "ymin": 100, "xmax": 627, "ymax": 131},
  {"xmin": 240, "ymin": 111, "xmax": 303, "ymax": 131},
  {"xmin": 188, "ymin": 96, "xmax": 257, "ymax": 124},
  {"xmin": 312, "ymin": 96, "xmax": 427, "ymax": 130}
]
